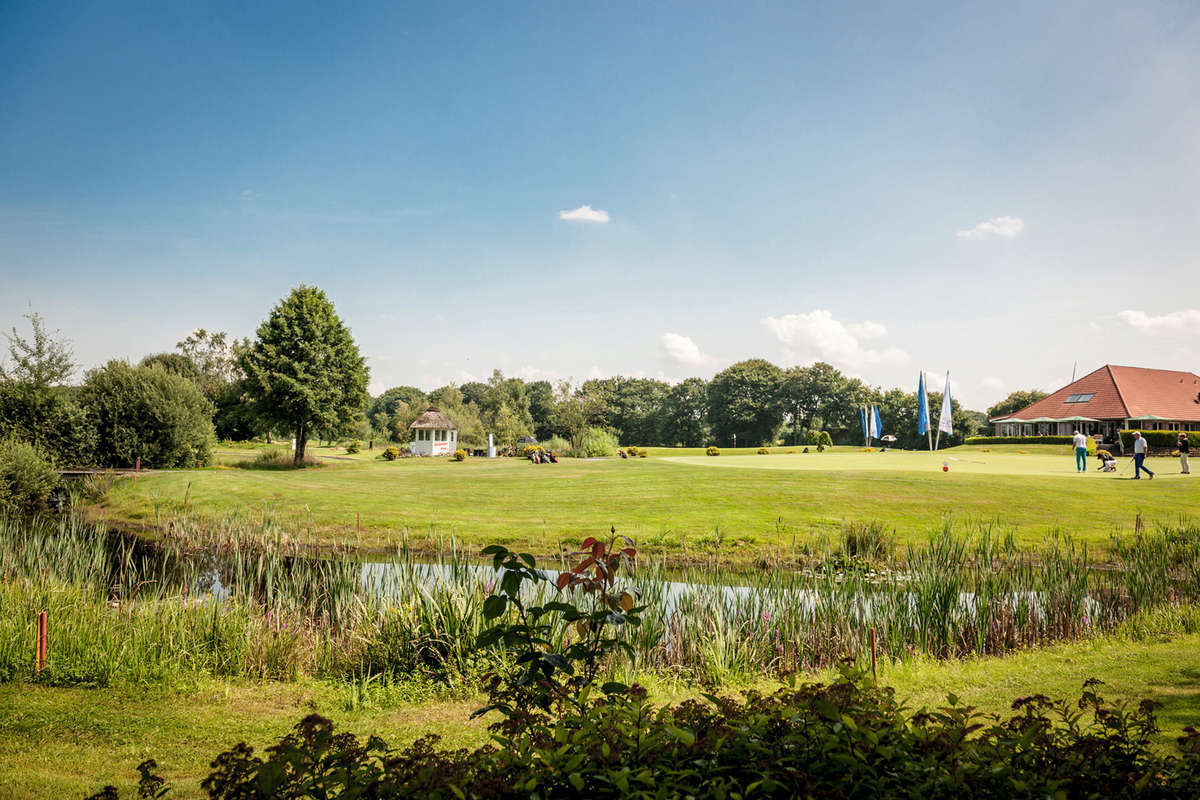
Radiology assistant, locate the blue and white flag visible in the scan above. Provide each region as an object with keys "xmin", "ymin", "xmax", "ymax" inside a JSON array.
[
  {"xmin": 860, "ymin": 406, "xmax": 868, "ymax": 441},
  {"xmin": 871, "ymin": 406, "xmax": 882, "ymax": 438},
  {"xmin": 917, "ymin": 373, "xmax": 930, "ymax": 435},
  {"xmin": 938, "ymin": 372, "xmax": 953, "ymax": 434}
]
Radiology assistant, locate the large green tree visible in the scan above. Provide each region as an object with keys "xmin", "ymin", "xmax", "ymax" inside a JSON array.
[
  {"xmin": 986, "ymin": 389, "xmax": 1049, "ymax": 420},
  {"xmin": 239, "ymin": 286, "xmax": 368, "ymax": 463},
  {"xmin": 80, "ymin": 361, "xmax": 215, "ymax": 468},
  {"xmin": 659, "ymin": 377, "xmax": 710, "ymax": 446},
  {"xmin": 707, "ymin": 359, "xmax": 784, "ymax": 446}
]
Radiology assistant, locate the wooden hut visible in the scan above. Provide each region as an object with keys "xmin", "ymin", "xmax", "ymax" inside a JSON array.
[{"xmin": 409, "ymin": 407, "xmax": 458, "ymax": 456}]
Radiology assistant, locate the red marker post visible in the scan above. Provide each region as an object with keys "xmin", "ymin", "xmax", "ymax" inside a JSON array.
[{"xmin": 36, "ymin": 612, "xmax": 47, "ymax": 673}]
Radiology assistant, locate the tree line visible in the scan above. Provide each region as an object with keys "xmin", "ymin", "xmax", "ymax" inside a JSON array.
[{"xmin": 3, "ymin": 285, "xmax": 1040, "ymax": 471}]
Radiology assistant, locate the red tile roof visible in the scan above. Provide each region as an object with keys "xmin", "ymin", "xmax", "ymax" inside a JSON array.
[{"xmin": 995, "ymin": 365, "xmax": 1200, "ymax": 423}]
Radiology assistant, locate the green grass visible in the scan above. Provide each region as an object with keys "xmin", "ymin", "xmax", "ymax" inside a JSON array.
[
  {"xmin": 96, "ymin": 445, "xmax": 1200, "ymax": 559},
  {"xmin": 4, "ymin": 630, "xmax": 1198, "ymax": 799}
]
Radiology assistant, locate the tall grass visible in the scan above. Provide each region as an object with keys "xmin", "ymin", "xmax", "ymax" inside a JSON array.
[{"xmin": 2, "ymin": 513, "xmax": 1199, "ymax": 689}]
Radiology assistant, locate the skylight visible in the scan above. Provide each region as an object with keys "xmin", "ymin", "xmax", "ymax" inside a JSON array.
[{"xmin": 1065, "ymin": 393, "xmax": 1095, "ymax": 403}]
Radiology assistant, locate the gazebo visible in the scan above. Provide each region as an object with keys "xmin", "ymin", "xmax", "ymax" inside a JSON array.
[{"xmin": 409, "ymin": 407, "xmax": 458, "ymax": 456}]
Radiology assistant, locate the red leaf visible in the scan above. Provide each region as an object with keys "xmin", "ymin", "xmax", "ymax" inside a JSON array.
[
  {"xmin": 580, "ymin": 537, "xmax": 598, "ymax": 549},
  {"xmin": 621, "ymin": 548, "xmax": 637, "ymax": 558},
  {"xmin": 555, "ymin": 572, "xmax": 571, "ymax": 590}
]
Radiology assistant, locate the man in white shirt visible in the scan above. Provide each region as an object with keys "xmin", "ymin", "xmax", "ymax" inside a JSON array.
[
  {"xmin": 1132, "ymin": 431, "xmax": 1154, "ymax": 480},
  {"xmin": 1072, "ymin": 430, "xmax": 1088, "ymax": 472}
]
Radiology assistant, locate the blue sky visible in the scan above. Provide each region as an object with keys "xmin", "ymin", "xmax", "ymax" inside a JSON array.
[{"xmin": 2, "ymin": 1, "xmax": 1198, "ymax": 408}]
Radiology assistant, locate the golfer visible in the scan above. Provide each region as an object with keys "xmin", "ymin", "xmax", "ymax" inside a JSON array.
[
  {"xmin": 1132, "ymin": 431, "xmax": 1154, "ymax": 480},
  {"xmin": 1072, "ymin": 430, "xmax": 1088, "ymax": 472},
  {"xmin": 1179, "ymin": 432, "xmax": 1190, "ymax": 475}
]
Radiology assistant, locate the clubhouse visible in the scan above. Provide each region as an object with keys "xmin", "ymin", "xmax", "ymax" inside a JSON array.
[{"xmin": 990, "ymin": 364, "xmax": 1200, "ymax": 445}]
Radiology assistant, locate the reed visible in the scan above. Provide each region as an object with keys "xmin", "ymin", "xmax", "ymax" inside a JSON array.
[{"xmin": 2, "ymin": 512, "xmax": 1198, "ymax": 689}]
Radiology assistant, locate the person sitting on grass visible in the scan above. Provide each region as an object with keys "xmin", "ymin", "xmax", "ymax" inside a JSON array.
[{"xmin": 1097, "ymin": 450, "xmax": 1117, "ymax": 472}]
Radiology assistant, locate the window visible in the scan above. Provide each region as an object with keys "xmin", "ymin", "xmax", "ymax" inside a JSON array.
[{"xmin": 1064, "ymin": 393, "xmax": 1095, "ymax": 404}]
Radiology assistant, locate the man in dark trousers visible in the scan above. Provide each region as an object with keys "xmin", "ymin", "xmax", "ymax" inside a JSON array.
[
  {"xmin": 1132, "ymin": 431, "xmax": 1154, "ymax": 480},
  {"xmin": 1179, "ymin": 432, "xmax": 1190, "ymax": 475}
]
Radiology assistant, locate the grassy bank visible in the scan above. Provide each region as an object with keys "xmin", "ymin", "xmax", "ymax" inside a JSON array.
[
  {"xmin": 93, "ymin": 445, "xmax": 1200, "ymax": 558},
  {"xmin": 4, "ymin": 630, "xmax": 1198, "ymax": 799}
]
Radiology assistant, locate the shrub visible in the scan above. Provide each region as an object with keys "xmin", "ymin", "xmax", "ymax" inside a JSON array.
[
  {"xmin": 757, "ymin": 447, "xmax": 769, "ymax": 455},
  {"xmin": 98, "ymin": 675, "xmax": 1200, "ymax": 799},
  {"xmin": 382, "ymin": 446, "xmax": 400, "ymax": 461},
  {"xmin": 345, "ymin": 439, "xmax": 360, "ymax": 454},
  {"xmin": 568, "ymin": 428, "xmax": 618, "ymax": 458},
  {"xmin": 0, "ymin": 382, "xmax": 97, "ymax": 467},
  {"xmin": 452, "ymin": 449, "xmax": 467, "ymax": 462},
  {"xmin": 1120, "ymin": 430, "xmax": 1199, "ymax": 451},
  {"xmin": 706, "ymin": 445, "xmax": 720, "ymax": 456},
  {"xmin": 966, "ymin": 436, "xmax": 1074, "ymax": 445},
  {"xmin": 1086, "ymin": 436, "xmax": 1097, "ymax": 455},
  {"xmin": 819, "ymin": 431, "xmax": 833, "ymax": 449},
  {"xmin": 520, "ymin": 444, "xmax": 542, "ymax": 459},
  {"xmin": 638, "ymin": 450, "xmax": 647, "ymax": 458},
  {"xmin": 542, "ymin": 436, "xmax": 570, "ymax": 454},
  {"xmin": 0, "ymin": 436, "xmax": 59, "ymax": 514},
  {"xmin": 80, "ymin": 361, "xmax": 214, "ymax": 468},
  {"xmin": 233, "ymin": 449, "xmax": 322, "ymax": 470},
  {"xmin": 626, "ymin": 445, "xmax": 640, "ymax": 456}
]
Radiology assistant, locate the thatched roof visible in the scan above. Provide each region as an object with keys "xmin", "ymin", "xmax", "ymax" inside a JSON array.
[{"xmin": 410, "ymin": 407, "xmax": 457, "ymax": 430}]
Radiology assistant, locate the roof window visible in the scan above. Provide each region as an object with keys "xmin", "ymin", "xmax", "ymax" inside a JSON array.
[{"xmin": 1065, "ymin": 393, "xmax": 1095, "ymax": 404}]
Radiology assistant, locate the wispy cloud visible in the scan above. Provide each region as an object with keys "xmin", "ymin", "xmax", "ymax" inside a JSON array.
[
  {"xmin": 955, "ymin": 216, "xmax": 1024, "ymax": 239},
  {"xmin": 658, "ymin": 333, "xmax": 715, "ymax": 368},
  {"xmin": 558, "ymin": 204, "xmax": 610, "ymax": 223},
  {"xmin": 761, "ymin": 310, "xmax": 910, "ymax": 373},
  {"xmin": 1117, "ymin": 309, "xmax": 1200, "ymax": 335}
]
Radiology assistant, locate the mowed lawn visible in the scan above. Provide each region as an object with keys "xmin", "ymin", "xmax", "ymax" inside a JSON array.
[
  {"xmin": 4, "ymin": 632, "xmax": 1198, "ymax": 799},
  {"xmin": 93, "ymin": 445, "xmax": 1200, "ymax": 557}
]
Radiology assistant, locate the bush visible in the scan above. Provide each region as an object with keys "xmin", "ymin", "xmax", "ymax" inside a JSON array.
[
  {"xmin": 706, "ymin": 445, "xmax": 720, "ymax": 456},
  {"xmin": 0, "ymin": 437, "xmax": 59, "ymax": 514},
  {"xmin": 452, "ymin": 448, "xmax": 467, "ymax": 462},
  {"xmin": 80, "ymin": 361, "xmax": 215, "ymax": 468},
  {"xmin": 638, "ymin": 450, "xmax": 647, "ymax": 458},
  {"xmin": 568, "ymin": 428, "xmax": 618, "ymax": 458},
  {"xmin": 1121, "ymin": 430, "xmax": 1199, "ymax": 451},
  {"xmin": 345, "ymin": 439, "xmax": 360, "ymax": 454},
  {"xmin": 382, "ymin": 446, "xmax": 400, "ymax": 461},
  {"xmin": 99, "ymin": 675, "xmax": 1200, "ymax": 799},
  {"xmin": 0, "ymin": 382, "xmax": 98, "ymax": 467},
  {"xmin": 757, "ymin": 447, "xmax": 769, "ymax": 454},
  {"xmin": 966, "ymin": 436, "xmax": 1074, "ymax": 445},
  {"xmin": 233, "ymin": 449, "xmax": 322, "ymax": 470},
  {"xmin": 819, "ymin": 431, "xmax": 833, "ymax": 449},
  {"xmin": 520, "ymin": 443, "xmax": 542, "ymax": 459},
  {"xmin": 542, "ymin": 436, "xmax": 570, "ymax": 455},
  {"xmin": 626, "ymin": 445, "xmax": 640, "ymax": 456}
]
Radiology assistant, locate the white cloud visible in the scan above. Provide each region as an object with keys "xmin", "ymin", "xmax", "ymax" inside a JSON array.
[
  {"xmin": 955, "ymin": 216, "xmax": 1024, "ymax": 239},
  {"xmin": 761, "ymin": 310, "xmax": 910, "ymax": 373},
  {"xmin": 558, "ymin": 204, "xmax": 610, "ymax": 223},
  {"xmin": 1116, "ymin": 309, "xmax": 1200, "ymax": 335},
  {"xmin": 659, "ymin": 332, "xmax": 715, "ymax": 368},
  {"xmin": 514, "ymin": 365, "xmax": 564, "ymax": 382}
]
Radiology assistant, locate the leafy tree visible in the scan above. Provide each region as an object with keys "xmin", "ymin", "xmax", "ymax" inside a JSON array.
[
  {"xmin": 659, "ymin": 377, "xmax": 709, "ymax": 446},
  {"xmin": 707, "ymin": 359, "xmax": 784, "ymax": 446},
  {"xmin": 458, "ymin": 381, "xmax": 490, "ymax": 409},
  {"xmin": 139, "ymin": 352, "xmax": 201, "ymax": 383},
  {"xmin": 986, "ymin": 389, "xmax": 1049, "ymax": 420},
  {"xmin": 2, "ymin": 311, "xmax": 75, "ymax": 388},
  {"xmin": 80, "ymin": 361, "xmax": 214, "ymax": 467},
  {"xmin": 239, "ymin": 286, "xmax": 369, "ymax": 463},
  {"xmin": 433, "ymin": 386, "xmax": 486, "ymax": 450},
  {"xmin": 526, "ymin": 380, "xmax": 556, "ymax": 440},
  {"xmin": 176, "ymin": 329, "xmax": 249, "ymax": 400}
]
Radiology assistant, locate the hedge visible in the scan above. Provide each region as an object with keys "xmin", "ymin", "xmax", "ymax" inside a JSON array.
[
  {"xmin": 965, "ymin": 436, "xmax": 1073, "ymax": 445},
  {"xmin": 1120, "ymin": 430, "xmax": 1199, "ymax": 450}
]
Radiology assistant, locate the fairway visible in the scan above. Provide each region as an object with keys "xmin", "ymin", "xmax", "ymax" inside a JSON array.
[
  {"xmin": 95, "ymin": 445, "xmax": 1199, "ymax": 558},
  {"xmin": 664, "ymin": 447, "xmax": 1164, "ymax": 477}
]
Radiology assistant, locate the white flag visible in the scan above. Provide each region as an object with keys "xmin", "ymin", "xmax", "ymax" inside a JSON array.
[{"xmin": 938, "ymin": 372, "xmax": 953, "ymax": 434}]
